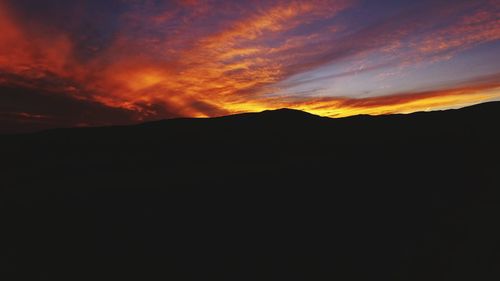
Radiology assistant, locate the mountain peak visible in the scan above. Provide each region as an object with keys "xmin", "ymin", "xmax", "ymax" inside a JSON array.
[{"xmin": 259, "ymin": 108, "xmax": 320, "ymax": 118}]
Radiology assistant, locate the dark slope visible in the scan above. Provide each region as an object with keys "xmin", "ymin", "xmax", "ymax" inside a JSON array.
[{"xmin": 2, "ymin": 102, "xmax": 500, "ymax": 280}]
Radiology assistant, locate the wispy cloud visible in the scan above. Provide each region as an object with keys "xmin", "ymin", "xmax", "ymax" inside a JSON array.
[{"xmin": 240, "ymin": 75, "xmax": 500, "ymax": 117}]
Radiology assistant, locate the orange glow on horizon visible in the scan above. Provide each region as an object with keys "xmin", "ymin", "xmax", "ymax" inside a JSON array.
[{"xmin": 220, "ymin": 85, "xmax": 500, "ymax": 118}]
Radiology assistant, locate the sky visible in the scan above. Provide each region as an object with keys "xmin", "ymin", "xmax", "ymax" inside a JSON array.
[{"xmin": 0, "ymin": 0, "xmax": 499, "ymax": 132}]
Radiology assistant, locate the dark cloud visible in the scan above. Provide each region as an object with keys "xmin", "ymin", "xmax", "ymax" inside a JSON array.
[
  {"xmin": 0, "ymin": 72, "xmax": 188, "ymax": 133},
  {"xmin": 0, "ymin": 84, "xmax": 137, "ymax": 133}
]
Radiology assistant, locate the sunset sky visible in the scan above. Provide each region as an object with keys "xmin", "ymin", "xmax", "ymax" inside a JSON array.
[{"xmin": 0, "ymin": 0, "xmax": 499, "ymax": 132}]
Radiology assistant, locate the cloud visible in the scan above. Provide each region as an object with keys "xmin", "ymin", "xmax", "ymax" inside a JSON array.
[
  {"xmin": 0, "ymin": 2, "xmax": 73, "ymax": 77},
  {"xmin": 0, "ymin": 83, "xmax": 139, "ymax": 134},
  {"xmin": 0, "ymin": 0, "xmax": 499, "ymax": 131},
  {"xmin": 251, "ymin": 76, "xmax": 500, "ymax": 118},
  {"xmin": 282, "ymin": 0, "xmax": 499, "ymax": 79}
]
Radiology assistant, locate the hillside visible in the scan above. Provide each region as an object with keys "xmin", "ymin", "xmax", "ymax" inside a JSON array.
[{"xmin": 1, "ymin": 102, "xmax": 500, "ymax": 280}]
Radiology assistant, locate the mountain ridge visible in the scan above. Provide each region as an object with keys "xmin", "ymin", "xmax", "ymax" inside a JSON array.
[
  {"xmin": 2, "ymin": 100, "xmax": 500, "ymax": 280},
  {"xmin": 3, "ymin": 101, "xmax": 499, "ymax": 137}
]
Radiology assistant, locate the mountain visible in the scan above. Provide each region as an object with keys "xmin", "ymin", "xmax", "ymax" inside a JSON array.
[{"xmin": 2, "ymin": 102, "xmax": 500, "ymax": 280}]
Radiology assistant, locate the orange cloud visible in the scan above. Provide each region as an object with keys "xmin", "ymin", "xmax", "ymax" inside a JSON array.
[
  {"xmin": 417, "ymin": 8, "xmax": 500, "ymax": 56},
  {"xmin": 0, "ymin": 0, "xmax": 499, "ymax": 132},
  {"xmin": 75, "ymin": 0, "xmax": 353, "ymax": 119},
  {"xmin": 0, "ymin": 2, "xmax": 73, "ymax": 78}
]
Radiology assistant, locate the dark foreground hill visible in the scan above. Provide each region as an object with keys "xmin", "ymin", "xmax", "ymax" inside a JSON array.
[{"xmin": 2, "ymin": 102, "xmax": 500, "ymax": 280}]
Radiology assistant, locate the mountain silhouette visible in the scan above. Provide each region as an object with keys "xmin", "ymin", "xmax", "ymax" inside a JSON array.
[{"xmin": 2, "ymin": 102, "xmax": 500, "ymax": 280}]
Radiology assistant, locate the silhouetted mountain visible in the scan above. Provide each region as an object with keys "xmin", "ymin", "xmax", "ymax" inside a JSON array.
[{"xmin": 2, "ymin": 102, "xmax": 500, "ymax": 280}]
